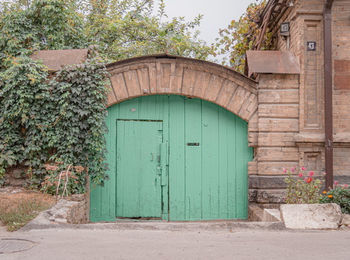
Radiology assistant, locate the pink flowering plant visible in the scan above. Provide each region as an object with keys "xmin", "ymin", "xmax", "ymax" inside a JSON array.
[{"xmin": 284, "ymin": 167, "xmax": 324, "ymax": 204}]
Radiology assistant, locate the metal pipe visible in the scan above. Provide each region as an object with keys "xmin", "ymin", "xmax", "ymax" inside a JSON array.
[{"xmin": 323, "ymin": 0, "xmax": 334, "ymax": 189}]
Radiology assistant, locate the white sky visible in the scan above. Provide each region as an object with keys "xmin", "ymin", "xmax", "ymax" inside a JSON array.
[{"xmin": 159, "ymin": 0, "xmax": 258, "ymax": 45}]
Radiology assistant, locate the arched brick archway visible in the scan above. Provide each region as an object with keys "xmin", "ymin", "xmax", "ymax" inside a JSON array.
[
  {"xmin": 90, "ymin": 55, "xmax": 259, "ymax": 222},
  {"xmin": 106, "ymin": 54, "xmax": 258, "ymax": 147}
]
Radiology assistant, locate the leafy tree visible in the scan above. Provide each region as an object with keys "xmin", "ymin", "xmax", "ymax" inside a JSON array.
[
  {"xmin": 81, "ymin": 0, "xmax": 213, "ymax": 61},
  {"xmin": 0, "ymin": 0, "xmax": 213, "ymax": 64},
  {"xmin": 213, "ymin": 0, "xmax": 272, "ymax": 74},
  {"xmin": 0, "ymin": 0, "xmax": 87, "ymax": 70}
]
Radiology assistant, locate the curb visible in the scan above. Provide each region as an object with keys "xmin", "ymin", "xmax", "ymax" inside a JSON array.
[{"xmin": 21, "ymin": 220, "xmax": 285, "ymax": 232}]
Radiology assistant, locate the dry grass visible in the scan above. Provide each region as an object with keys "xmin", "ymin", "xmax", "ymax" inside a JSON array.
[{"xmin": 0, "ymin": 189, "xmax": 55, "ymax": 231}]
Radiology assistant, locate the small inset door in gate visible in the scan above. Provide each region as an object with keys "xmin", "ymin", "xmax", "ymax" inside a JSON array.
[{"xmin": 116, "ymin": 119, "xmax": 166, "ymax": 219}]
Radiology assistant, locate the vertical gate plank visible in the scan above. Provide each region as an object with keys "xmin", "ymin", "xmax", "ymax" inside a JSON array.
[
  {"xmin": 201, "ymin": 101, "xmax": 219, "ymax": 219},
  {"xmin": 90, "ymin": 101, "xmax": 117, "ymax": 222},
  {"xmin": 184, "ymin": 98, "xmax": 202, "ymax": 220},
  {"xmin": 139, "ymin": 95, "xmax": 156, "ymax": 119},
  {"xmin": 107, "ymin": 105, "xmax": 118, "ymax": 219},
  {"xmin": 169, "ymin": 95, "xmax": 186, "ymax": 220},
  {"xmin": 160, "ymin": 96, "xmax": 169, "ymax": 220},
  {"xmin": 218, "ymin": 108, "xmax": 229, "ymax": 218},
  {"xmin": 235, "ymin": 118, "xmax": 251, "ymax": 219},
  {"xmin": 226, "ymin": 110, "xmax": 237, "ymax": 218}
]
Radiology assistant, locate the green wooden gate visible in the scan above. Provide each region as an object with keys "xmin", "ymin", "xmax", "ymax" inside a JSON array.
[{"xmin": 90, "ymin": 95, "xmax": 253, "ymax": 222}]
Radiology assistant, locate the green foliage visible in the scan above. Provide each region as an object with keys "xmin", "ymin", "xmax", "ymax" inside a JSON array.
[
  {"xmin": 48, "ymin": 60, "xmax": 109, "ymax": 187},
  {"xmin": 0, "ymin": 144, "xmax": 16, "ymax": 185},
  {"xmin": 0, "ymin": 0, "xmax": 213, "ymax": 193},
  {"xmin": 81, "ymin": 0, "xmax": 214, "ymax": 61},
  {"xmin": 0, "ymin": 55, "xmax": 109, "ymax": 192},
  {"xmin": 1, "ymin": 0, "xmax": 213, "ymax": 64},
  {"xmin": 320, "ymin": 184, "xmax": 350, "ymax": 214},
  {"xmin": 0, "ymin": 0, "xmax": 88, "ymax": 69},
  {"xmin": 214, "ymin": 0, "xmax": 272, "ymax": 73},
  {"xmin": 284, "ymin": 167, "xmax": 324, "ymax": 204},
  {"xmin": 0, "ymin": 56, "xmax": 50, "ymax": 183}
]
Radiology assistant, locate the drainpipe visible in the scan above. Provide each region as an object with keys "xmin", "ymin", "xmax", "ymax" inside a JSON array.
[{"xmin": 323, "ymin": 0, "xmax": 334, "ymax": 189}]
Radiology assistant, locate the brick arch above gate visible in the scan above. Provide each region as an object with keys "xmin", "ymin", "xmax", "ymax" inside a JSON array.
[{"xmin": 106, "ymin": 54, "xmax": 258, "ymax": 126}]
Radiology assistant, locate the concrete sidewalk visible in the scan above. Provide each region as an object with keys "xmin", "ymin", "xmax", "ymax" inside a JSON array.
[{"xmin": 1, "ymin": 227, "xmax": 350, "ymax": 260}]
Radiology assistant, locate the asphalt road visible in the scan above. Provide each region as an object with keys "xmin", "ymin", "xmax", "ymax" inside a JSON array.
[{"xmin": 1, "ymin": 228, "xmax": 350, "ymax": 260}]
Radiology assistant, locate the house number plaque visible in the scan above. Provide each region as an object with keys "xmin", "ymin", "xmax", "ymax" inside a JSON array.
[{"xmin": 307, "ymin": 41, "xmax": 316, "ymax": 51}]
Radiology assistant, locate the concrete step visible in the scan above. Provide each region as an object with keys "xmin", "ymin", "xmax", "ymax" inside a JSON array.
[{"xmin": 248, "ymin": 204, "xmax": 281, "ymax": 222}]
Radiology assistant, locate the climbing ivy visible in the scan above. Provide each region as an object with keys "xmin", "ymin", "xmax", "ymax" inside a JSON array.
[
  {"xmin": 0, "ymin": 55, "xmax": 109, "ymax": 192},
  {"xmin": 48, "ymin": 60, "xmax": 109, "ymax": 187}
]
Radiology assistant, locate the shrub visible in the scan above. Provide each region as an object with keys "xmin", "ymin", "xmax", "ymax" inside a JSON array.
[
  {"xmin": 284, "ymin": 167, "xmax": 324, "ymax": 204},
  {"xmin": 320, "ymin": 183, "xmax": 350, "ymax": 214}
]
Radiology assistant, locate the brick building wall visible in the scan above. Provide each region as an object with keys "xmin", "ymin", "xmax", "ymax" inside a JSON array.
[
  {"xmin": 332, "ymin": 0, "xmax": 350, "ymax": 177},
  {"xmin": 248, "ymin": 0, "xmax": 350, "ymax": 203}
]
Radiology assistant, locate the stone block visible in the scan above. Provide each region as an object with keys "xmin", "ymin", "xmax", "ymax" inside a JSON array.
[
  {"xmin": 248, "ymin": 189, "xmax": 257, "ymax": 202},
  {"xmin": 280, "ymin": 203, "xmax": 342, "ymax": 230},
  {"xmin": 123, "ymin": 70, "xmax": 142, "ymax": 96},
  {"xmin": 248, "ymin": 204, "xmax": 264, "ymax": 221},
  {"xmin": 216, "ymin": 80, "xmax": 238, "ymax": 107},
  {"xmin": 258, "ymin": 133, "xmax": 296, "ymax": 147},
  {"xmin": 248, "ymin": 161, "xmax": 258, "ymax": 175},
  {"xmin": 249, "ymin": 189, "xmax": 285, "ymax": 203},
  {"xmin": 258, "ymin": 89, "xmax": 299, "ymax": 104},
  {"xmin": 258, "ymin": 118, "xmax": 299, "ymax": 132},
  {"xmin": 249, "ymin": 175, "xmax": 287, "ymax": 189},
  {"xmin": 257, "ymin": 147, "xmax": 299, "ymax": 162},
  {"xmin": 46, "ymin": 196, "xmax": 88, "ymax": 224},
  {"xmin": 205, "ymin": 75, "xmax": 224, "ymax": 102},
  {"xmin": 258, "ymin": 104, "xmax": 299, "ymax": 118},
  {"xmin": 256, "ymin": 189, "xmax": 285, "ymax": 204},
  {"xmin": 340, "ymin": 214, "xmax": 350, "ymax": 229},
  {"xmin": 263, "ymin": 209, "xmax": 281, "ymax": 222},
  {"xmin": 257, "ymin": 162, "xmax": 298, "ymax": 175}
]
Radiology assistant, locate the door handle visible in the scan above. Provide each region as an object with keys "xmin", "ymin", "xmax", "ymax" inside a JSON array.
[
  {"xmin": 160, "ymin": 142, "xmax": 168, "ymax": 186},
  {"xmin": 151, "ymin": 152, "xmax": 154, "ymax": 161}
]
